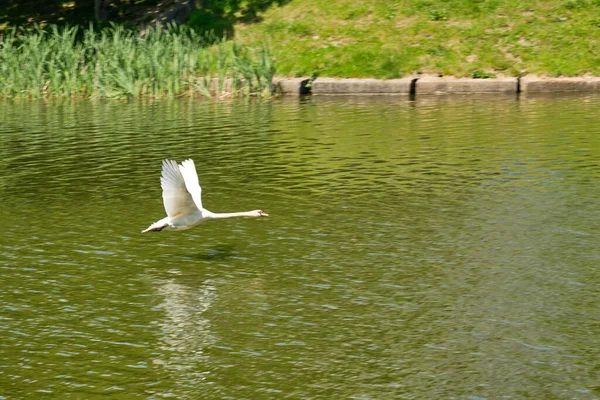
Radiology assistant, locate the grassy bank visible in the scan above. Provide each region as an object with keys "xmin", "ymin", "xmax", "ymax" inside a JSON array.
[
  {"xmin": 232, "ymin": 0, "xmax": 600, "ymax": 78},
  {"xmin": 0, "ymin": 24, "xmax": 275, "ymax": 99}
]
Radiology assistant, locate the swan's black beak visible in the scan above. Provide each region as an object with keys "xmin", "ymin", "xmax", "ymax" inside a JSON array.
[{"xmin": 259, "ymin": 211, "xmax": 269, "ymax": 217}]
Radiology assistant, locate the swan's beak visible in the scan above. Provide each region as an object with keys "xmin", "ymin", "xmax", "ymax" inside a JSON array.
[{"xmin": 259, "ymin": 211, "xmax": 269, "ymax": 217}]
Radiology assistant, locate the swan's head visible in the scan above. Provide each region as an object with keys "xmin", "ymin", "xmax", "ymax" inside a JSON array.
[{"xmin": 253, "ymin": 210, "xmax": 269, "ymax": 217}]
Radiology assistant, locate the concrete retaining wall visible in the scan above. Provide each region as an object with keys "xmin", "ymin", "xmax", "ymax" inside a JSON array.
[
  {"xmin": 520, "ymin": 76, "xmax": 600, "ymax": 92},
  {"xmin": 415, "ymin": 77, "xmax": 518, "ymax": 94},
  {"xmin": 311, "ymin": 78, "xmax": 414, "ymax": 95},
  {"xmin": 274, "ymin": 78, "xmax": 311, "ymax": 96},
  {"xmin": 275, "ymin": 76, "xmax": 600, "ymax": 96}
]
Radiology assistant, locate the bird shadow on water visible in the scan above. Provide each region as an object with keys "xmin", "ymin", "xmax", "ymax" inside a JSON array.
[{"xmin": 182, "ymin": 244, "xmax": 236, "ymax": 261}]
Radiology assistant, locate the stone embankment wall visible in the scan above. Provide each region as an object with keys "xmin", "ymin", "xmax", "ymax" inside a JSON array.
[{"xmin": 275, "ymin": 76, "xmax": 600, "ymax": 96}]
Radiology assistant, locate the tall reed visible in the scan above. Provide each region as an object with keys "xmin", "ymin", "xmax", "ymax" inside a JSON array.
[{"xmin": 0, "ymin": 23, "xmax": 276, "ymax": 99}]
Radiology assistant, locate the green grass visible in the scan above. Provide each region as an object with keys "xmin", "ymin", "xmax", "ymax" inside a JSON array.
[
  {"xmin": 0, "ymin": 24, "xmax": 276, "ymax": 99},
  {"xmin": 233, "ymin": 0, "xmax": 600, "ymax": 78}
]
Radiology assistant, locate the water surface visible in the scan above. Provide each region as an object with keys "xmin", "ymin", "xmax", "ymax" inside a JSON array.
[{"xmin": 1, "ymin": 94, "xmax": 599, "ymax": 399}]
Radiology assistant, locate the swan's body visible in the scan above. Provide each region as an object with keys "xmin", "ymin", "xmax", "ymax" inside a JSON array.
[{"xmin": 143, "ymin": 159, "xmax": 268, "ymax": 233}]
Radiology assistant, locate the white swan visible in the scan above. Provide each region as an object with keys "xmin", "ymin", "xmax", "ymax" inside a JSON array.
[{"xmin": 143, "ymin": 159, "xmax": 268, "ymax": 233}]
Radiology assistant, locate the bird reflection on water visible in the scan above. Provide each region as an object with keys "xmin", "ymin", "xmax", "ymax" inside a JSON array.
[{"xmin": 152, "ymin": 278, "xmax": 217, "ymax": 394}]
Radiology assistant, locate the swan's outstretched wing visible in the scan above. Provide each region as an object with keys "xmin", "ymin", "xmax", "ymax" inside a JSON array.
[
  {"xmin": 179, "ymin": 159, "xmax": 203, "ymax": 211},
  {"xmin": 161, "ymin": 159, "xmax": 201, "ymax": 218}
]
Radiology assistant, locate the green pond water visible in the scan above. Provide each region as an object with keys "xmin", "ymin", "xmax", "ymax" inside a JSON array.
[{"xmin": 0, "ymin": 94, "xmax": 599, "ymax": 399}]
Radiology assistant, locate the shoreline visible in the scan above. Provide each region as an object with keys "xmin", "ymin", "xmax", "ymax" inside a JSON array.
[{"xmin": 275, "ymin": 76, "xmax": 600, "ymax": 96}]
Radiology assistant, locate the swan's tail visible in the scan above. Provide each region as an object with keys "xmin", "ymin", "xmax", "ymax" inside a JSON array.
[{"xmin": 142, "ymin": 218, "xmax": 170, "ymax": 233}]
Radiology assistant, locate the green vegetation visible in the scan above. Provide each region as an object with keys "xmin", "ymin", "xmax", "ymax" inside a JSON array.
[
  {"xmin": 0, "ymin": 0, "xmax": 597, "ymax": 98},
  {"xmin": 0, "ymin": 24, "xmax": 275, "ymax": 99},
  {"xmin": 233, "ymin": 0, "xmax": 600, "ymax": 78}
]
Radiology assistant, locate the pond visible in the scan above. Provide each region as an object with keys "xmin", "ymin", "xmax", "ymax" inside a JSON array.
[{"xmin": 1, "ymin": 94, "xmax": 599, "ymax": 399}]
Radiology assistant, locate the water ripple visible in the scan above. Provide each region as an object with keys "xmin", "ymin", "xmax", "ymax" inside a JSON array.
[{"xmin": 0, "ymin": 95, "xmax": 599, "ymax": 399}]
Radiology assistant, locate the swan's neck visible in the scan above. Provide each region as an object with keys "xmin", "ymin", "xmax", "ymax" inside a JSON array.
[{"xmin": 206, "ymin": 211, "xmax": 256, "ymax": 219}]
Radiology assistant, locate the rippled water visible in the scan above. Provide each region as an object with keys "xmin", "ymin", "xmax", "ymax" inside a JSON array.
[{"xmin": 1, "ymin": 94, "xmax": 599, "ymax": 399}]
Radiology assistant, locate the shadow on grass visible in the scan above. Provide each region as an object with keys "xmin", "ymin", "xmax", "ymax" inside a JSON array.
[
  {"xmin": 1, "ymin": 0, "xmax": 289, "ymax": 35},
  {"xmin": 0, "ymin": 0, "xmax": 162, "ymax": 31},
  {"xmin": 187, "ymin": 0, "xmax": 290, "ymax": 38}
]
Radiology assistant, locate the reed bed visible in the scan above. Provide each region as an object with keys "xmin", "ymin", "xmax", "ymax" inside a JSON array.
[{"xmin": 0, "ymin": 24, "xmax": 276, "ymax": 99}]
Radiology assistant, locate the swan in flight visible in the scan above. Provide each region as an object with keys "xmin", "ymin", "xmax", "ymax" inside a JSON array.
[{"xmin": 143, "ymin": 159, "xmax": 268, "ymax": 232}]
